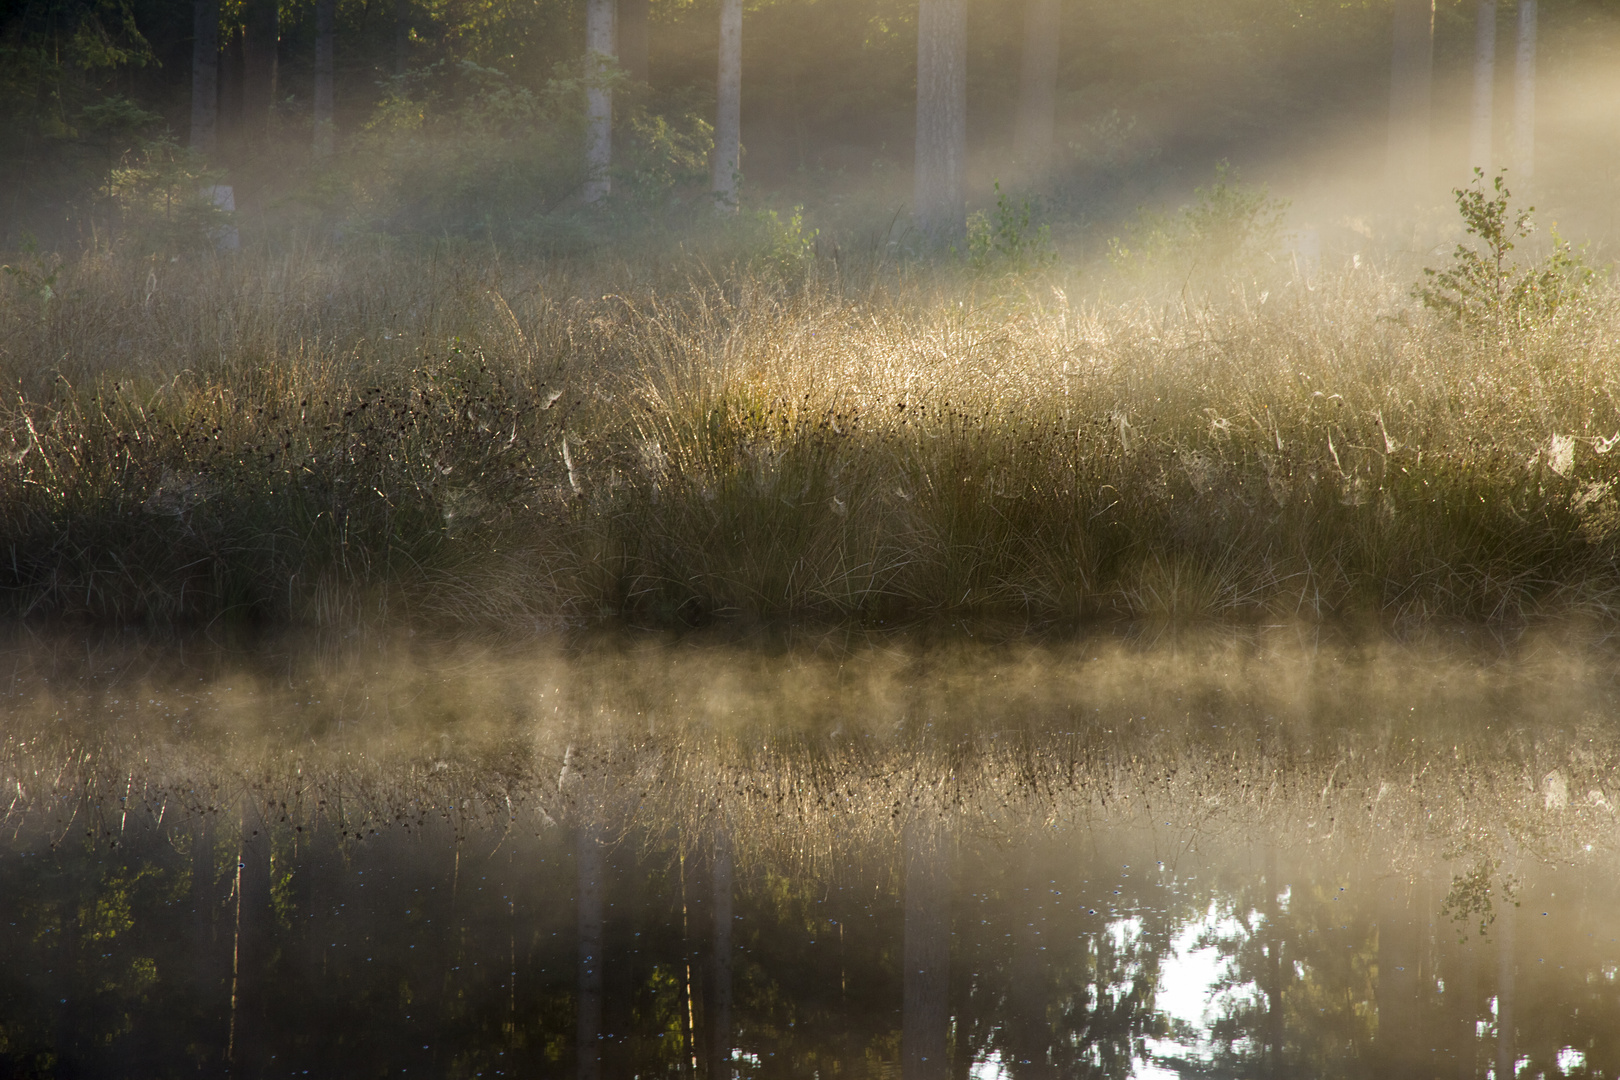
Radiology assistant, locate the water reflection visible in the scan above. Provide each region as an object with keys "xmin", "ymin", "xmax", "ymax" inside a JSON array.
[{"xmin": 1, "ymin": 627, "xmax": 1618, "ymax": 1078}]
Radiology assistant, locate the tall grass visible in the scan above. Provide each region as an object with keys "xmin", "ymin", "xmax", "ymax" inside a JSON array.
[{"xmin": 4, "ymin": 237, "xmax": 1620, "ymax": 626}]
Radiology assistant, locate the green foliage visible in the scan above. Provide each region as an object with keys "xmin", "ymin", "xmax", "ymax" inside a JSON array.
[
  {"xmin": 1108, "ymin": 161, "xmax": 1287, "ymax": 284},
  {"xmin": 964, "ymin": 183, "xmax": 1056, "ymax": 274},
  {"xmin": 747, "ymin": 205, "xmax": 819, "ymax": 281},
  {"xmin": 1417, "ymin": 169, "xmax": 1598, "ymax": 328}
]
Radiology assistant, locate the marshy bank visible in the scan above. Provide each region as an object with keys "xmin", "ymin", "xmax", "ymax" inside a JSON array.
[
  {"xmin": 5, "ymin": 239, "xmax": 1620, "ymax": 630},
  {"xmin": 2, "ymin": 626, "xmax": 1617, "ymax": 1076}
]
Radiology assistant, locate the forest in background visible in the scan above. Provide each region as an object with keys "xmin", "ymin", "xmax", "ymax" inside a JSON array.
[{"xmin": 5, "ymin": 0, "xmax": 1620, "ymax": 254}]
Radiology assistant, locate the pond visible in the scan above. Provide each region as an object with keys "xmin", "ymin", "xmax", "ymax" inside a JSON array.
[{"xmin": 1, "ymin": 626, "xmax": 1616, "ymax": 1079}]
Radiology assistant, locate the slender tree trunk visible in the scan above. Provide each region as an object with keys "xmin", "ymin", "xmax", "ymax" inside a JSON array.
[
  {"xmin": 712, "ymin": 0, "xmax": 742, "ymax": 211},
  {"xmin": 1512, "ymin": 0, "xmax": 1536, "ymax": 180},
  {"xmin": 1387, "ymin": 0, "xmax": 1435, "ymax": 192},
  {"xmin": 914, "ymin": 0, "xmax": 967, "ymax": 244},
  {"xmin": 1012, "ymin": 0, "xmax": 1060, "ymax": 189},
  {"xmin": 902, "ymin": 816, "xmax": 949, "ymax": 1080},
  {"xmin": 229, "ymin": 802, "xmax": 271, "ymax": 1074},
  {"xmin": 1470, "ymin": 1, "xmax": 1496, "ymax": 176},
  {"xmin": 710, "ymin": 825, "xmax": 734, "ymax": 1080},
  {"xmin": 190, "ymin": 0, "xmax": 220, "ymax": 155},
  {"xmin": 620, "ymin": 0, "xmax": 649, "ymax": 84},
  {"xmin": 394, "ymin": 0, "xmax": 410, "ymax": 76},
  {"xmin": 242, "ymin": 0, "xmax": 279, "ymax": 136},
  {"xmin": 583, "ymin": 0, "xmax": 616, "ymax": 203},
  {"xmin": 313, "ymin": 0, "xmax": 335, "ymax": 158}
]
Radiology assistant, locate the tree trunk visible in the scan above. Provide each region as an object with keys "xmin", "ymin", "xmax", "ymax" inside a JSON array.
[
  {"xmin": 313, "ymin": 0, "xmax": 335, "ymax": 158},
  {"xmin": 190, "ymin": 0, "xmax": 220, "ymax": 155},
  {"xmin": 1012, "ymin": 0, "xmax": 1060, "ymax": 190},
  {"xmin": 1387, "ymin": 0, "xmax": 1434, "ymax": 192},
  {"xmin": 712, "ymin": 0, "xmax": 742, "ymax": 211},
  {"xmin": 620, "ymin": 0, "xmax": 649, "ymax": 84},
  {"xmin": 583, "ymin": 0, "xmax": 615, "ymax": 203},
  {"xmin": 1470, "ymin": 1, "xmax": 1496, "ymax": 176},
  {"xmin": 1512, "ymin": 0, "xmax": 1536, "ymax": 180},
  {"xmin": 902, "ymin": 816, "xmax": 949, "ymax": 1080},
  {"xmin": 914, "ymin": 0, "xmax": 967, "ymax": 245},
  {"xmin": 242, "ymin": 0, "xmax": 279, "ymax": 136},
  {"xmin": 394, "ymin": 0, "xmax": 410, "ymax": 76}
]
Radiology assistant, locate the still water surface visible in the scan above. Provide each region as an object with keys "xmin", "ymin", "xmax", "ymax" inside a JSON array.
[{"xmin": 1, "ymin": 627, "xmax": 1617, "ymax": 1079}]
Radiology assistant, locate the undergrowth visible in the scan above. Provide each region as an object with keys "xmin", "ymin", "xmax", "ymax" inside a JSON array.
[{"xmin": 4, "ymin": 237, "xmax": 1620, "ymax": 628}]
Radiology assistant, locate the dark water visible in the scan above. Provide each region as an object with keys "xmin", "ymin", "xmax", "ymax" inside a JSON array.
[{"xmin": 2, "ymin": 628, "xmax": 1617, "ymax": 1079}]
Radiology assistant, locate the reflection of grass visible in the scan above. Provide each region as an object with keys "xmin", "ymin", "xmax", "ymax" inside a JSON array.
[
  {"xmin": 7, "ymin": 244, "xmax": 1620, "ymax": 626},
  {"xmin": 2, "ymin": 629, "xmax": 1615, "ymax": 877}
]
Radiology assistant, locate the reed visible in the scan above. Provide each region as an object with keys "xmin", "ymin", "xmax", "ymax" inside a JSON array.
[{"xmin": 4, "ymin": 237, "xmax": 1620, "ymax": 627}]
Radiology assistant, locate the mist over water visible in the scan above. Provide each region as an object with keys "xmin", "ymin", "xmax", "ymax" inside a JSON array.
[{"xmin": 3, "ymin": 626, "xmax": 1617, "ymax": 1077}]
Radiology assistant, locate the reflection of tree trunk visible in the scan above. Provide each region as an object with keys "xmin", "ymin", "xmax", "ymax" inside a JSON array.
[
  {"xmin": 711, "ymin": 0, "xmax": 742, "ymax": 212},
  {"xmin": 577, "ymin": 821, "xmax": 605, "ymax": 1080},
  {"xmin": 1450, "ymin": 932, "xmax": 1480, "ymax": 1080},
  {"xmin": 1387, "ymin": 0, "xmax": 1435, "ymax": 191},
  {"xmin": 191, "ymin": 0, "xmax": 220, "ymax": 155},
  {"xmin": 1511, "ymin": 0, "xmax": 1536, "ymax": 180},
  {"xmin": 1008, "ymin": 846, "xmax": 1053, "ymax": 1079},
  {"xmin": 903, "ymin": 816, "xmax": 949, "ymax": 1080},
  {"xmin": 710, "ymin": 826, "xmax": 734, "ymax": 1080},
  {"xmin": 230, "ymin": 802, "xmax": 271, "ymax": 1074},
  {"xmin": 914, "ymin": 0, "xmax": 967, "ymax": 245},
  {"xmin": 1376, "ymin": 877, "xmax": 1419, "ymax": 1072},
  {"xmin": 1469, "ymin": 1, "xmax": 1496, "ymax": 175},
  {"xmin": 1012, "ymin": 0, "xmax": 1061, "ymax": 189},
  {"xmin": 313, "ymin": 0, "xmax": 335, "ymax": 157},
  {"xmin": 1261, "ymin": 849, "xmax": 1284, "ymax": 1079},
  {"xmin": 1494, "ymin": 892, "xmax": 1515, "ymax": 1080},
  {"xmin": 619, "ymin": 0, "xmax": 649, "ymax": 84},
  {"xmin": 242, "ymin": 0, "xmax": 279, "ymax": 136},
  {"xmin": 583, "ymin": 0, "xmax": 616, "ymax": 203}
]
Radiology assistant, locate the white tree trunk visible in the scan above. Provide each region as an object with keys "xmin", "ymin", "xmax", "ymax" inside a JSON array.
[
  {"xmin": 190, "ymin": 0, "xmax": 219, "ymax": 155},
  {"xmin": 1012, "ymin": 0, "xmax": 1061, "ymax": 189},
  {"xmin": 1386, "ymin": 0, "xmax": 1435, "ymax": 192},
  {"xmin": 583, "ymin": 0, "xmax": 616, "ymax": 203},
  {"xmin": 1512, "ymin": 0, "xmax": 1536, "ymax": 180},
  {"xmin": 914, "ymin": 0, "xmax": 967, "ymax": 245},
  {"xmin": 1470, "ymin": 1, "xmax": 1496, "ymax": 176},
  {"xmin": 313, "ymin": 0, "xmax": 335, "ymax": 158},
  {"xmin": 712, "ymin": 0, "xmax": 742, "ymax": 212}
]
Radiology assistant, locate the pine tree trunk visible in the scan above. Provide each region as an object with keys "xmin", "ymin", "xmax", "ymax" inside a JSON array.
[
  {"xmin": 1387, "ymin": 0, "xmax": 1434, "ymax": 192},
  {"xmin": 1470, "ymin": 1, "xmax": 1496, "ymax": 176},
  {"xmin": 242, "ymin": 0, "xmax": 279, "ymax": 136},
  {"xmin": 313, "ymin": 0, "xmax": 335, "ymax": 158},
  {"xmin": 902, "ymin": 816, "xmax": 949, "ymax": 1080},
  {"xmin": 914, "ymin": 0, "xmax": 967, "ymax": 245},
  {"xmin": 394, "ymin": 0, "xmax": 410, "ymax": 76},
  {"xmin": 1512, "ymin": 0, "xmax": 1536, "ymax": 180},
  {"xmin": 712, "ymin": 0, "xmax": 742, "ymax": 211},
  {"xmin": 620, "ymin": 0, "xmax": 649, "ymax": 84},
  {"xmin": 190, "ymin": 0, "xmax": 219, "ymax": 155},
  {"xmin": 583, "ymin": 0, "xmax": 616, "ymax": 203},
  {"xmin": 1012, "ymin": 0, "xmax": 1060, "ymax": 189}
]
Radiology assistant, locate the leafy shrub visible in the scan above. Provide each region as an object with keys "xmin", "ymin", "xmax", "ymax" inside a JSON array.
[
  {"xmin": 1107, "ymin": 161, "xmax": 1287, "ymax": 286},
  {"xmin": 965, "ymin": 183, "xmax": 1056, "ymax": 274},
  {"xmin": 1416, "ymin": 169, "xmax": 1598, "ymax": 328}
]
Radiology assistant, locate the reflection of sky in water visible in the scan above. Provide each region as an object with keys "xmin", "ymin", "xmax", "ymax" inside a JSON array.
[{"xmin": 1141, "ymin": 903, "xmax": 1257, "ymax": 1075}]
